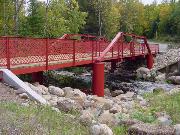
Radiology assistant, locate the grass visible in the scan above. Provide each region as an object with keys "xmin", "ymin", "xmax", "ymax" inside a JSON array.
[
  {"xmin": 143, "ymin": 90, "xmax": 180, "ymax": 123},
  {"xmin": 0, "ymin": 102, "xmax": 89, "ymax": 135},
  {"xmin": 113, "ymin": 126, "xmax": 128, "ymax": 135},
  {"xmin": 131, "ymin": 90, "xmax": 180, "ymax": 124}
]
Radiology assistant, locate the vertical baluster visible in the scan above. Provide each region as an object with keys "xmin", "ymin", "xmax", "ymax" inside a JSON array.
[
  {"xmin": 45, "ymin": 38, "xmax": 49, "ymax": 70},
  {"xmin": 6, "ymin": 37, "xmax": 10, "ymax": 69},
  {"xmin": 73, "ymin": 40, "xmax": 76, "ymax": 66}
]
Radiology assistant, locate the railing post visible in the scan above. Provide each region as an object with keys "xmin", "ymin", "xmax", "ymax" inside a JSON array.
[
  {"xmin": 178, "ymin": 49, "xmax": 180, "ymax": 73},
  {"xmin": 92, "ymin": 40, "xmax": 94, "ymax": 63},
  {"xmin": 6, "ymin": 37, "xmax": 10, "ymax": 69},
  {"xmin": 73, "ymin": 40, "xmax": 76, "ymax": 66},
  {"xmin": 45, "ymin": 38, "xmax": 49, "ymax": 71}
]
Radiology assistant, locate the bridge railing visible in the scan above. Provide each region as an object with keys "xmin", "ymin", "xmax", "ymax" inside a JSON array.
[
  {"xmin": 96, "ymin": 32, "xmax": 159, "ymax": 62},
  {"xmin": 0, "ymin": 35, "xmax": 159, "ymax": 71}
]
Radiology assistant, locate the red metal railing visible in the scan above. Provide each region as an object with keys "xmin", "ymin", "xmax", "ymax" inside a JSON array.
[{"xmin": 0, "ymin": 33, "xmax": 159, "ymax": 74}]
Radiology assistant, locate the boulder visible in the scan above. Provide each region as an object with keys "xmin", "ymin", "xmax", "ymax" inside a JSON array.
[
  {"xmin": 64, "ymin": 89, "xmax": 87, "ymax": 107},
  {"xmin": 157, "ymin": 116, "xmax": 173, "ymax": 126},
  {"xmin": 48, "ymin": 86, "xmax": 64, "ymax": 97},
  {"xmin": 19, "ymin": 93, "xmax": 29, "ymax": 99},
  {"xmin": 57, "ymin": 98, "xmax": 82, "ymax": 112},
  {"xmin": 168, "ymin": 76, "xmax": 180, "ymax": 84},
  {"xmin": 120, "ymin": 119, "xmax": 143, "ymax": 126},
  {"xmin": 128, "ymin": 123, "xmax": 175, "ymax": 135},
  {"xmin": 79, "ymin": 109, "xmax": 94, "ymax": 126},
  {"xmin": 15, "ymin": 88, "xmax": 25, "ymax": 94},
  {"xmin": 104, "ymin": 88, "xmax": 111, "ymax": 96},
  {"xmin": 155, "ymin": 74, "xmax": 166, "ymax": 82},
  {"xmin": 109, "ymin": 104, "xmax": 122, "ymax": 114},
  {"xmin": 90, "ymin": 124, "xmax": 113, "ymax": 135},
  {"xmin": 92, "ymin": 96, "xmax": 114, "ymax": 110},
  {"xmin": 139, "ymin": 100, "xmax": 148, "ymax": 107},
  {"xmin": 62, "ymin": 87, "xmax": 74, "ymax": 96},
  {"xmin": 174, "ymin": 124, "xmax": 180, "ymax": 135},
  {"xmin": 98, "ymin": 110, "xmax": 118, "ymax": 126},
  {"xmin": 111, "ymin": 90, "xmax": 124, "ymax": 97},
  {"xmin": 116, "ymin": 92, "xmax": 135, "ymax": 101},
  {"xmin": 42, "ymin": 95, "xmax": 52, "ymax": 101},
  {"xmin": 136, "ymin": 95, "xmax": 144, "ymax": 101},
  {"xmin": 136, "ymin": 67, "xmax": 151, "ymax": 79}
]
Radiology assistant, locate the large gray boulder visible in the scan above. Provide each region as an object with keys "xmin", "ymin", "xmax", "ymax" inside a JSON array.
[
  {"xmin": 90, "ymin": 124, "xmax": 113, "ymax": 135},
  {"xmin": 79, "ymin": 109, "xmax": 94, "ymax": 126},
  {"xmin": 136, "ymin": 67, "xmax": 151, "ymax": 80},
  {"xmin": 168, "ymin": 76, "xmax": 180, "ymax": 84},
  {"xmin": 57, "ymin": 98, "xmax": 82, "ymax": 112},
  {"xmin": 48, "ymin": 86, "xmax": 64, "ymax": 97}
]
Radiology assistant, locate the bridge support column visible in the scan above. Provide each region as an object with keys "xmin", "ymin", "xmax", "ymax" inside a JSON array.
[
  {"xmin": 146, "ymin": 54, "xmax": 153, "ymax": 69},
  {"xmin": 32, "ymin": 71, "xmax": 43, "ymax": 84},
  {"xmin": 92, "ymin": 62, "xmax": 104, "ymax": 97}
]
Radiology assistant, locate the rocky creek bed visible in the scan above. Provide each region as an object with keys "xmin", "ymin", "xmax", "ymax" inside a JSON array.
[{"xmin": 2, "ymin": 45, "xmax": 180, "ymax": 134}]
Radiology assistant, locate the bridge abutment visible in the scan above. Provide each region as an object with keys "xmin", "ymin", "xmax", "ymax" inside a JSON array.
[
  {"xmin": 146, "ymin": 54, "xmax": 154, "ymax": 69},
  {"xmin": 32, "ymin": 71, "xmax": 43, "ymax": 84},
  {"xmin": 92, "ymin": 62, "xmax": 104, "ymax": 97}
]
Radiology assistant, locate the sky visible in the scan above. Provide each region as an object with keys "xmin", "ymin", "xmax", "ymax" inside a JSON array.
[{"xmin": 142, "ymin": 0, "xmax": 162, "ymax": 5}]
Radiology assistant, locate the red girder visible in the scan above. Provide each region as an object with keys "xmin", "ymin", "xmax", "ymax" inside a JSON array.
[{"xmin": 0, "ymin": 32, "xmax": 159, "ymax": 75}]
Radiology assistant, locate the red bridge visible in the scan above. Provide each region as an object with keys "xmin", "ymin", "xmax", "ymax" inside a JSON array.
[{"xmin": 0, "ymin": 32, "xmax": 159, "ymax": 96}]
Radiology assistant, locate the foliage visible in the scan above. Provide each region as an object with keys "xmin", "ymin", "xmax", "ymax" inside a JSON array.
[
  {"xmin": 113, "ymin": 126, "xmax": 128, "ymax": 135},
  {"xmin": 0, "ymin": 102, "xmax": 89, "ymax": 135}
]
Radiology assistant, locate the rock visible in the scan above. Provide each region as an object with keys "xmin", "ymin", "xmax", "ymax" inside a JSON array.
[
  {"xmin": 157, "ymin": 116, "xmax": 173, "ymax": 126},
  {"xmin": 36, "ymin": 84, "xmax": 48, "ymax": 95},
  {"xmin": 155, "ymin": 74, "xmax": 166, "ymax": 82},
  {"xmin": 64, "ymin": 89, "xmax": 86, "ymax": 107},
  {"xmin": 57, "ymin": 98, "xmax": 82, "ymax": 112},
  {"xmin": 98, "ymin": 110, "xmax": 118, "ymax": 126},
  {"xmin": 92, "ymin": 96, "xmax": 114, "ymax": 110},
  {"xmin": 136, "ymin": 67, "xmax": 151, "ymax": 79},
  {"xmin": 136, "ymin": 95, "xmax": 144, "ymax": 101},
  {"xmin": 51, "ymin": 107, "xmax": 60, "ymax": 112},
  {"xmin": 120, "ymin": 119, "xmax": 143, "ymax": 126},
  {"xmin": 139, "ymin": 100, "xmax": 148, "ymax": 107},
  {"xmin": 153, "ymin": 87, "xmax": 165, "ymax": 94},
  {"xmin": 174, "ymin": 124, "xmax": 180, "ymax": 135},
  {"xmin": 15, "ymin": 88, "xmax": 25, "ymax": 94},
  {"xmin": 79, "ymin": 109, "xmax": 94, "ymax": 126},
  {"xmin": 111, "ymin": 90, "xmax": 124, "ymax": 97},
  {"xmin": 154, "ymin": 49, "xmax": 179, "ymax": 70},
  {"xmin": 42, "ymin": 95, "xmax": 52, "ymax": 101},
  {"xmin": 48, "ymin": 86, "xmax": 64, "ymax": 97},
  {"xmin": 19, "ymin": 93, "xmax": 29, "ymax": 99},
  {"xmin": 104, "ymin": 88, "xmax": 111, "ymax": 96},
  {"xmin": 62, "ymin": 87, "xmax": 74, "ymax": 96},
  {"xmin": 90, "ymin": 124, "xmax": 113, "ymax": 135},
  {"xmin": 49, "ymin": 99, "xmax": 58, "ymax": 106},
  {"xmin": 21, "ymin": 102, "xmax": 29, "ymax": 107},
  {"xmin": 168, "ymin": 76, "xmax": 180, "ymax": 84},
  {"xmin": 109, "ymin": 104, "xmax": 122, "ymax": 114},
  {"xmin": 168, "ymin": 88, "xmax": 180, "ymax": 95},
  {"xmin": 117, "ymin": 92, "xmax": 135, "ymax": 101},
  {"xmin": 129, "ymin": 123, "xmax": 175, "ymax": 135}
]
